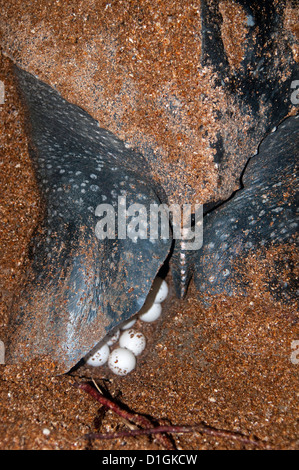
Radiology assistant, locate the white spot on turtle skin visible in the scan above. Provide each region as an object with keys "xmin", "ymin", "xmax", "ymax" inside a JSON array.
[
  {"xmin": 220, "ymin": 233, "xmax": 229, "ymax": 241},
  {"xmin": 247, "ymin": 14, "xmax": 255, "ymax": 26},
  {"xmin": 262, "ymin": 195, "xmax": 269, "ymax": 204},
  {"xmin": 222, "ymin": 269, "xmax": 230, "ymax": 277},
  {"xmin": 75, "ymin": 197, "xmax": 84, "ymax": 205},
  {"xmin": 209, "ymin": 275, "xmax": 216, "ymax": 283},
  {"xmin": 90, "ymin": 174, "xmax": 97, "ymax": 179}
]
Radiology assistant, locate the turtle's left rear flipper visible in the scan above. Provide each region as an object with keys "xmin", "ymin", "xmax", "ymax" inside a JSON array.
[{"xmin": 5, "ymin": 66, "xmax": 171, "ymax": 373}]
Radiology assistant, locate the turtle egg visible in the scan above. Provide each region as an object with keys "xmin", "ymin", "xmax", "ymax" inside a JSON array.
[
  {"xmin": 148, "ymin": 277, "xmax": 169, "ymax": 304},
  {"xmin": 120, "ymin": 317, "xmax": 137, "ymax": 330},
  {"xmin": 85, "ymin": 343, "xmax": 110, "ymax": 367},
  {"xmin": 106, "ymin": 328, "xmax": 120, "ymax": 346},
  {"xmin": 108, "ymin": 347, "xmax": 136, "ymax": 376},
  {"xmin": 119, "ymin": 329, "xmax": 146, "ymax": 356},
  {"xmin": 138, "ymin": 301, "xmax": 162, "ymax": 323}
]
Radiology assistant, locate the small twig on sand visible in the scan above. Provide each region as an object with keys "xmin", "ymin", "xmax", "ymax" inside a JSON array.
[
  {"xmin": 85, "ymin": 425, "xmax": 269, "ymax": 449},
  {"xmin": 77, "ymin": 382, "xmax": 175, "ymax": 449},
  {"xmin": 77, "ymin": 382, "xmax": 270, "ymax": 450}
]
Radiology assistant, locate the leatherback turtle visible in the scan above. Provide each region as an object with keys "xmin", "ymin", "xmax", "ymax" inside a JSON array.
[{"xmin": 3, "ymin": 0, "xmax": 298, "ymax": 372}]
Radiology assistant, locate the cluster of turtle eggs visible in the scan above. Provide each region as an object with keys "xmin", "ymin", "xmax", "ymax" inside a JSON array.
[{"xmin": 84, "ymin": 277, "xmax": 168, "ymax": 376}]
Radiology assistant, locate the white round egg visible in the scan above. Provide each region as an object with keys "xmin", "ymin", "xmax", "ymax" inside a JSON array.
[
  {"xmin": 119, "ymin": 329, "xmax": 146, "ymax": 356},
  {"xmin": 85, "ymin": 343, "xmax": 110, "ymax": 367},
  {"xmin": 120, "ymin": 317, "xmax": 137, "ymax": 330},
  {"xmin": 147, "ymin": 277, "xmax": 169, "ymax": 304},
  {"xmin": 138, "ymin": 301, "xmax": 162, "ymax": 323},
  {"xmin": 108, "ymin": 347, "xmax": 136, "ymax": 376},
  {"xmin": 105, "ymin": 328, "xmax": 120, "ymax": 346}
]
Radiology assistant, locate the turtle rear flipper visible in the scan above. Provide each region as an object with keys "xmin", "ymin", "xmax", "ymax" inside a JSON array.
[
  {"xmin": 194, "ymin": 115, "xmax": 298, "ymax": 304},
  {"xmin": 5, "ymin": 67, "xmax": 171, "ymax": 373}
]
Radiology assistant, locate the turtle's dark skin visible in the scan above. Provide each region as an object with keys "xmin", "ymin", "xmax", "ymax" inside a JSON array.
[
  {"xmin": 170, "ymin": 0, "xmax": 299, "ymax": 298},
  {"xmin": 5, "ymin": 67, "xmax": 172, "ymax": 371},
  {"xmin": 3, "ymin": 0, "xmax": 298, "ymax": 372},
  {"xmin": 194, "ymin": 115, "xmax": 298, "ymax": 303}
]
